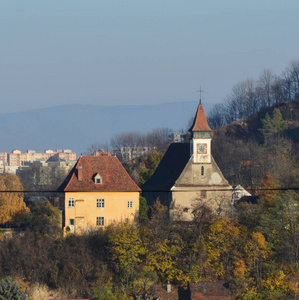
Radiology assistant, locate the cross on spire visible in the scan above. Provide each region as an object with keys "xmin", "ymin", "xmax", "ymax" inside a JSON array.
[{"xmin": 196, "ymin": 87, "xmax": 204, "ymax": 104}]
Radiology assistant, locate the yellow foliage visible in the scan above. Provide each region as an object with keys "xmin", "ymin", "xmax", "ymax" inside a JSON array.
[
  {"xmin": 233, "ymin": 260, "xmax": 246, "ymax": 278},
  {"xmin": 0, "ymin": 174, "xmax": 29, "ymax": 225}
]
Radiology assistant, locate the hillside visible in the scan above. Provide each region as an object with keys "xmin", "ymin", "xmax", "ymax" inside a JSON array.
[
  {"xmin": 211, "ymin": 98, "xmax": 299, "ymax": 188},
  {"xmin": 215, "ymin": 98, "xmax": 299, "ymax": 143}
]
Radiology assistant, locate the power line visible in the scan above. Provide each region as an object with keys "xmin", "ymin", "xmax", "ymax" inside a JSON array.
[{"xmin": 0, "ymin": 187, "xmax": 298, "ymax": 193}]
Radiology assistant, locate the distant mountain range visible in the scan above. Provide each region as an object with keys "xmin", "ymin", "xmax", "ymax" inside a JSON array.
[{"xmin": 0, "ymin": 101, "xmax": 211, "ymax": 155}]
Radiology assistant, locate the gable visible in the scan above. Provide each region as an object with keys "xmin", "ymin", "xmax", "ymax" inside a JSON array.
[
  {"xmin": 175, "ymin": 155, "xmax": 230, "ymax": 187},
  {"xmin": 58, "ymin": 156, "xmax": 141, "ymax": 192}
]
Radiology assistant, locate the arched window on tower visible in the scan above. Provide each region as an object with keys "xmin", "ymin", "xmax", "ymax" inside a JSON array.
[{"xmin": 201, "ymin": 166, "xmax": 204, "ymax": 176}]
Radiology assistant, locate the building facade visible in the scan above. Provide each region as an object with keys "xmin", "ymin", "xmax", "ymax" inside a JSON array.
[
  {"xmin": 143, "ymin": 102, "xmax": 233, "ymax": 220},
  {"xmin": 59, "ymin": 155, "xmax": 141, "ymax": 234}
]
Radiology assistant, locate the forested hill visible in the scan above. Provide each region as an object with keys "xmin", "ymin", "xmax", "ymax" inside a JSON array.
[
  {"xmin": 214, "ymin": 98, "xmax": 299, "ymax": 144},
  {"xmin": 211, "ymin": 98, "xmax": 299, "ymax": 189}
]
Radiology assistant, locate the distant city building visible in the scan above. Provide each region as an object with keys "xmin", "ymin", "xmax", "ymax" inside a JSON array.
[
  {"xmin": 168, "ymin": 131, "xmax": 188, "ymax": 143},
  {"xmin": 119, "ymin": 146, "xmax": 155, "ymax": 161},
  {"xmin": 0, "ymin": 149, "xmax": 76, "ymax": 173},
  {"xmin": 7, "ymin": 149, "xmax": 76, "ymax": 167}
]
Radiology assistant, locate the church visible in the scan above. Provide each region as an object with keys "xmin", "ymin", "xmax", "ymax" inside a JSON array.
[{"xmin": 142, "ymin": 102, "xmax": 233, "ymax": 221}]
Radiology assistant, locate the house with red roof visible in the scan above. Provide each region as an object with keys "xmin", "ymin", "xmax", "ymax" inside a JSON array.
[
  {"xmin": 58, "ymin": 154, "xmax": 141, "ymax": 234},
  {"xmin": 143, "ymin": 102, "xmax": 233, "ymax": 220}
]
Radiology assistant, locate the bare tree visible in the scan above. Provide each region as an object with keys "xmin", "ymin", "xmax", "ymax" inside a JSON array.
[
  {"xmin": 285, "ymin": 60, "xmax": 299, "ymax": 98},
  {"xmin": 145, "ymin": 127, "xmax": 171, "ymax": 151},
  {"xmin": 85, "ymin": 142, "xmax": 109, "ymax": 155},
  {"xmin": 207, "ymin": 103, "xmax": 226, "ymax": 129},
  {"xmin": 257, "ymin": 68, "xmax": 275, "ymax": 107},
  {"xmin": 110, "ymin": 132, "xmax": 143, "ymax": 152}
]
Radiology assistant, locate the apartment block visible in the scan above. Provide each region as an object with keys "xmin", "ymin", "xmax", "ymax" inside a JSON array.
[{"xmin": 6, "ymin": 149, "xmax": 77, "ymax": 167}]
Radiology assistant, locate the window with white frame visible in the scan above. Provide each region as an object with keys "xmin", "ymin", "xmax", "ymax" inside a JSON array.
[
  {"xmin": 68, "ymin": 198, "xmax": 75, "ymax": 207},
  {"xmin": 96, "ymin": 217, "xmax": 104, "ymax": 226},
  {"xmin": 127, "ymin": 200, "xmax": 133, "ymax": 208},
  {"xmin": 97, "ymin": 199, "xmax": 104, "ymax": 208}
]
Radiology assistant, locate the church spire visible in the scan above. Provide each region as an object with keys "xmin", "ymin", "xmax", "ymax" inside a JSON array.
[{"xmin": 189, "ymin": 103, "xmax": 212, "ymax": 133}]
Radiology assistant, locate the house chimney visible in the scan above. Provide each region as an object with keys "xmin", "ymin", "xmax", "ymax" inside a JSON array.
[{"xmin": 77, "ymin": 165, "xmax": 83, "ymax": 181}]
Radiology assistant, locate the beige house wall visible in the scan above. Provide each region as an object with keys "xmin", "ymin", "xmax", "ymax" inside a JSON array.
[
  {"xmin": 64, "ymin": 191, "xmax": 139, "ymax": 234},
  {"xmin": 170, "ymin": 187, "xmax": 233, "ymax": 221},
  {"xmin": 170, "ymin": 154, "xmax": 233, "ymax": 221}
]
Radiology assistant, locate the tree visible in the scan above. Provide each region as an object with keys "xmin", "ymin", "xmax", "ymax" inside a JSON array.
[
  {"xmin": 257, "ymin": 69, "xmax": 275, "ymax": 108},
  {"xmin": 259, "ymin": 108, "xmax": 287, "ymax": 143},
  {"xmin": 207, "ymin": 103, "xmax": 226, "ymax": 129},
  {"xmin": 85, "ymin": 142, "xmax": 109, "ymax": 155},
  {"xmin": 139, "ymin": 195, "xmax": 148, "ymax": 223},
  {"xmin": 0, "ymin": 277, "xmax": 26, "ymax": 300},
  {"xmin": 139, "ymin": 151, "xmax": 164, "ymax": 186},
  {"xmin": 0, "ymin": 174, "xmax": 28, "ymax": 226},
  {"xmin": 23, "ymin": 201, "xmax": 61, "ymax": 237},
  {"xmin": 109, "ymin": 223, "xmax": 147, "ymax": 294}
]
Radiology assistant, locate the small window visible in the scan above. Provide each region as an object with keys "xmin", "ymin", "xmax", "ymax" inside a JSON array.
[
  {"xmin": 97, "ymin": 199, "xmax": 104, "ymax": 208},
  {"xmin": 96, "ymin": 217, "xmax": 104, "ymax": 226},
  {"xmin": 68, "ymin": 198, "xmax": 75, "ymax": 207},
  {"xmin": 127, "ymin": 201, "xmax": 133, "ymax": 208},
  {"xmin": 201, "ymin": 166, "xmax": 204, "ymax": 176},
  {"xmin": 94, "ymin": 174, "xmax": 102, "ymax": 184},
  {"xmin": 69, "ymin": 219, "xmax": 75, "ymax": 225},
  {"xmin": 201, "ymin": 191, "xmax": 207, "ymax": 199}
]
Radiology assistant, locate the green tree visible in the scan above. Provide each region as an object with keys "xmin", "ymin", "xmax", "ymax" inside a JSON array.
[
  {"xmin": 139, "ymin": 195, "xmax": 148, "ymax": 223},
  {"xmin": 259, "ymin": 108, "xmax": 287, "ymax": 143},
  {"xmin": 139, "ymin": 151, "xmax": 163, "ymax": 185},
  {"xmin": 23, "ymin": 201, "xmax": 61, "ymax": 237},
  {"xmin": 0, "ymin": 277, "xmax": 26, "ymax": 300}
]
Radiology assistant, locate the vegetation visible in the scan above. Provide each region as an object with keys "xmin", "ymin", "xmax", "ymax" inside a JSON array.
[
  {"xmin": 0, "ymin": 277, "xmax": 26, "ymax": 300},
  {"xmin": 0, "ymin": 190, "xmax": 299, "ymax": 299},
  {"xmin": 208, "ymin": 60, "xmax": 299, "ymax": 128},
  {"xmin": 0, "ymin": 174, "xmax": 28, "ymax": 227}
]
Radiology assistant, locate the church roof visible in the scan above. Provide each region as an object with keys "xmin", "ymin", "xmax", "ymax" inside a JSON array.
[
  {"xmin": 189, "ymin": 103, "xmax": 212, "ymax": 132},
  {"xmin": 142, "ymin": 143, "xmax": 191, "ymax": 191},
  {"xmin": 58, "ymin": 155, "xmax": 141, "ymax": 192}
]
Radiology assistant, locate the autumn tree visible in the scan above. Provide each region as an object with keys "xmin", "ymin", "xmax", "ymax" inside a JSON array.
[
  {"xmin": 139, "ymin": 151, "xmax": 164, "ymax": 186},
  {"xmin": 0, "ymin": 174, "xmax": 28, "ymax": 226},
  {"xmin": 109, "ymin": 223, "xmax": 148, "ymax": 294}
]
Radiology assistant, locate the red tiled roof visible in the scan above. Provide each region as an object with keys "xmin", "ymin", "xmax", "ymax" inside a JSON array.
[
  {"xmin": 60, "ymin": 156, "xmax": 141, "ymax": 192},
  {"xmin": 189, "ymin": 103, "xmax": 212, "ymax": 132}
]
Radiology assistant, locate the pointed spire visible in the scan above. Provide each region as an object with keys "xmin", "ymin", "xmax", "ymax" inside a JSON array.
[{"xmin": 189, "ymin": 103, "xmax": 212, "ymax": 132}]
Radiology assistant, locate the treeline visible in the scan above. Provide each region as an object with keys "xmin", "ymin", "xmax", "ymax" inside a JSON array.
[
  {"xmin": 208, "ymin": 60, "xmax": 299, "ymax": 128},
  {"xmin": 87, "ymin": 127, "xmax": 171, "ymax": 156}
]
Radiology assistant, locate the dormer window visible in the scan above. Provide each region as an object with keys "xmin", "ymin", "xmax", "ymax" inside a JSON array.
[{"xmin": 94, "ymin": 173, "xmax": 102, "ymax": 184}]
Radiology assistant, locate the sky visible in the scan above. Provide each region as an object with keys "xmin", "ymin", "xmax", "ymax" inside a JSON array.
[{"xmin": 0, "ymin": 0, "xmax": 298, "ymax": 114}]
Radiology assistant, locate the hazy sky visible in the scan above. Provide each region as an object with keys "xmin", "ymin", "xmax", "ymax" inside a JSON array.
[{"xmin": 1, "ymin": 0, "xmax": 298, "ymax": 114}]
